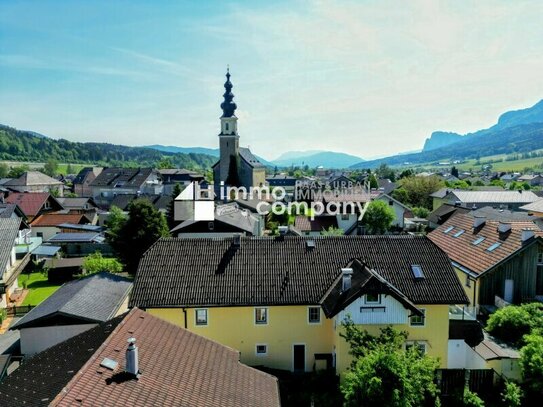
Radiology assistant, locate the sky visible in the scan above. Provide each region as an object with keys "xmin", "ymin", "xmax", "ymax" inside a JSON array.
[{"xmin": 1, "ymin": 0, "xmax": 543, "ymax": 161}]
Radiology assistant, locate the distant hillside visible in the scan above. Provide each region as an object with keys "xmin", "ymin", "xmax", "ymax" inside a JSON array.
[
  {"xmin": 421, "ymin": 99, "xmax": 543, "ymax": 153},
  {"xmin": 0, "ymin": 125, "xmax": 217, "ymax": 169},
  {"xmin": 145, "ymin": 144, "xmax": 274, "ymax": 167},
  {"xmin": 353, "ymin": 99, "xmax": 543, "ymax": 168},
  {"xmin": 423, "ymin": 131, "xmax": 462, "ymax": 151},
  {"xmin": 352, "ymin": 122, "xmax": 543, "ymax": 168},
  {"xmin": 145, "ymin": 145, "xmax": 220, "ymax": 157},
  {"xmin": 273, "ymin": 150, "xmax": 365, "ymax": 168}
]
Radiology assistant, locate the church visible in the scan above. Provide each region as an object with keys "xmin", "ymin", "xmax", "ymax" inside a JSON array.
[{"xmin": 212, "ymin": 69, "xmax": 266, "ymax": 197}]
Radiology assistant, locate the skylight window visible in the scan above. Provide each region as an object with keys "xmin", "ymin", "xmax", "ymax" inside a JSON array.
[
  {"xmin": 453, "ymin": 229, "xmax": 465, "ymax": 238},
  {"xmin": 472, "ymin": 237, "xmax": 485, "ymax": 245},
  {"xmin": 411, "ymin": 264, "xmax": 424, "ymax": 280},
  {"xmin": 444, "ymin": 226, "xmax": 454, "ymax": 234},
  {"xmin": 487, "ymin": 242, "xmax": 501, "ymax": 252}
]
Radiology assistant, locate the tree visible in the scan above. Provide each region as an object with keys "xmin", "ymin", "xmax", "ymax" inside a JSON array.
[
  {"xmin": 463, "ymin": 390, "xmax": 485, "ymax": 407},
  {"xmin": 43, "ymin": 159, "xmax": 58, "ymax": 177},
  {"xmin": 375, "ymin": 163, "xmax": 396, "ymax": 182},
  {"xmin": 363, "ymin": 200, "xmax": 395, "ymax": 234},
  {"xmin": 451, "ymin": 166, "xmax": 459, "ymax": 178},
  {"xmin": 340, "ymin": 320, "xmax": 439, "ymax": 407},
  {"xmin": 105, "ymin": 205, "xmax": 128, "ymax": 245},
  {"xmin": 0, "ymin": 162, "xmax": 8, "ymax": 178},
  {"xmin": 82, "ymin": 252, "xmax": 123, "ymax": 274},
  {"xmin": 66, "ymin": 163, "xmax": 75, "ymax": 174},
  {"xmin": 8, "ymin": 164, "xmax": 29, "ymax": 178},
  {"xmin": 368, "ymin": 174, "xmax": 378, "ymax": 189},
  {"xmin": 321, "ymin": 226, "xmax": 344, "ymax": 236},
  {"xmin": 520, "ymin": 332, "xmax": 543, "ymax": 394},
  {"xmin": 412, "ymin": 207, "xmax": 430, "ymax": 219},
  {"xmin": 166, "ymin": 183, "xmax": 182, "ymax": 230},
  {"xmin": 398, "ymin": 169, "xmax": 414, "ymax": 179},
  {"xmin": 486, "ymin": 303, "xmax": 543, "ymax": 346},
  {"xmin": 398, "ymin": 175, "xmax": 444, "ymax": 209},
  {"xmin": 391, "ymin": 187, "xmax": 409, "ymax": 205},
  {"xmin": 501, "ymin": 381, "xmax": 523, "ymax": 407},
  {"xmin": 109, "ymin": 199, "xmax": 170, "ymax": 274},
  {"xmin": 157, "ymin": 157, "xmax": 174, "ymax": 169}
]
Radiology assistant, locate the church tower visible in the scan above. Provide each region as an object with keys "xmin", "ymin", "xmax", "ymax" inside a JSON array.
[{"xmin": 218, "ymin": 68, "xmax": 240, "ymax": 185}]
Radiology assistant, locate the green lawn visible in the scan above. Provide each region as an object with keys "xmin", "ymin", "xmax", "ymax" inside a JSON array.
[{"xmin": 18, "ymin": 272, "xmax": 62, "ymax": 306}]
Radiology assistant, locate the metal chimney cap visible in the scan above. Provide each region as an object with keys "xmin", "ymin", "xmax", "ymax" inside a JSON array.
[{"xmin": 127, "ymin": 337, "xmax": 136, "ymax": 345}]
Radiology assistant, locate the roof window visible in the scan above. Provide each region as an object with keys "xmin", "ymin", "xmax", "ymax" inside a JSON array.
[
  {"xmin": 453, "ymin": 229, "xmax": 465, "ymax": 238},
  {"xmin": 411, "ymin": 264, "xmax": 424, "ymax": 280},
  {"xmin": 487, "ymin": 242, "xmax": 501, "ymax": 252}
]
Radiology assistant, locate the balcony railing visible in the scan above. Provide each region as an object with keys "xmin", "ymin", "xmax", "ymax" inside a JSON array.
[{"xmin": 449, "ymin": 305, "xmax": 478, "ymax": 321}]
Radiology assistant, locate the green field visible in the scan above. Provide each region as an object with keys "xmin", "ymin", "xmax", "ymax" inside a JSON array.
[
  {"xmin": 1, "ymin": 161, "xmax": 87, "ymax": 175},
  {"xmin": 18, "ymin": 272, "xmax": 62, "ymax": 306}
]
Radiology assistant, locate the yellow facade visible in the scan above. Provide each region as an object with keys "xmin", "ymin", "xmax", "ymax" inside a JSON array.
[
  {"xmin": 455, "ymin": 267, "xmax": 479, "ymax": 306},
  {"xmin": 334, "ymin": 305, "xmax": 450, "ymax": 373},
  {"xmin": 148, "ymin": 305, "xmax": 334, "ymax": 371},
  {"xmin": 147, "ymin": 304, "xmax": 450, "ymax": 374}
]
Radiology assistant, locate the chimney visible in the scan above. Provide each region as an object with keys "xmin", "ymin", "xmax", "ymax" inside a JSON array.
[
  {"xmin": 497, "ymin": 222, "xmax": 511, "ymax": 233},
  {"xmin": 473, "ymin": 216, "xmax": 486, "ymax": 229},
  {"xmin": 341, "ymin": 268, "xmax": 353, "ymax": 292},
  {"xmin": 126, "ymin": 338, "xmax": 139, "ymax": 377},
  {"xmin": 521, "ymin": 229, "xmax": 535, "ymax": 242}
]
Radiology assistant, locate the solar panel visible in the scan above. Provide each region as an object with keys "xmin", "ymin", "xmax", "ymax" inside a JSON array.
[
  {"xmin": 472, "ymin": 236, "xmax": 485, "ymax": 245},
  {"xmin": 487, "ymin": 242, "xmax": 501, "ymax": 252},
  {"xmin": 453, "ymin": 229, "xmax": 465, "ymax": 238},
  {"xmin": 411, "ymin": 264, "xmax": 424, "ymax": 280},
  {"xmin": 443, "ymin": 226, "xmax": 454, "ymax": 234}
]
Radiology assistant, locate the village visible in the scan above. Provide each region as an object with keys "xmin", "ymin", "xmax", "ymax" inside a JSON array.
[{"xmin": 0, "ymin": 70, "xmax": 542, "ymax": 406}]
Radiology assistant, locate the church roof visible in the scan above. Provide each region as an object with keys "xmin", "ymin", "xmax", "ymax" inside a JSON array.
[{"xmin": 239, "ymin": 147, "xmax": 264, "ymax": 168}]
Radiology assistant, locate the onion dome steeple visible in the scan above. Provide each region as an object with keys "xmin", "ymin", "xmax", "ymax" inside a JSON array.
[{"xmin": 220, "ymin": 67, "xmax": 237, "ymax": 118}]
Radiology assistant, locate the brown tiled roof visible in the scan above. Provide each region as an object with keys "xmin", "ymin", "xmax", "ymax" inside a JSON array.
[
  {"xmin": 0, "ymin": 309, "xmax": 280, "ymax": 407},
  {"xmin": 294, "ymin": 215, "xmax": 338, "ymax": 232},
  {"xmin": 5, "ymin": 192, "xmax": 62, "ymax": 217},
  {"xmin": 428, "ymin": 213, "xmax": 542, "ymax": 275},
  {"xmin": 131, "ymin": 235, "xmax": 468, "ymax": 308},
  {"xmin": 31, "ymin": 213, "xmax": 88, "ymax": 227}
]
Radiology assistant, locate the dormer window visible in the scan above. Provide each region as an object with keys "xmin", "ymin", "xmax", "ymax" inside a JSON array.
[
  {"xmin": 365, "ymin": 293, "xmax": 381, "ymax": 304},
  {"xmin": 225, "ymin": 123, "xmax": 229, "ymax": 131}
]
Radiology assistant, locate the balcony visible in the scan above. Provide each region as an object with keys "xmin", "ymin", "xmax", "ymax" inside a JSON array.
[{"xmin": 449, "ymin": 305, "xmax": 477, "ymax": 321}]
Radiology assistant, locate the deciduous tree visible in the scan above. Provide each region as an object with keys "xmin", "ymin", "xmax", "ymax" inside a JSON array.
[{"xmin": 363, "ymin": 200, "xmax": 395, "ymax": 234}]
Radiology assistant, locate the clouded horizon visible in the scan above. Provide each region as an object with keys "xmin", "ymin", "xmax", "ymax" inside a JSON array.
[{"xmin": 1, "ymin": 0, "xmax": 542, "ymax": 161}]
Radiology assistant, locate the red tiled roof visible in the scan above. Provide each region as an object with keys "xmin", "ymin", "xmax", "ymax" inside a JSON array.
[
  {"xmin": 31, "ymin": 213, "xmax": 88, "ymax": 227},
  {"xmin": 52, "ymin": 308, "xmax": 280, "ymax": 407},
  {"xmin": 5, "ymin": 192, "xmax": 51, "ymax": 217},
  {"xmin": 294, "ymin": 215, "xmax": 338, "ymax": 232},
  {"xmin": 428, "ymin": 213, "xmax": 542, "ymax": 275}
]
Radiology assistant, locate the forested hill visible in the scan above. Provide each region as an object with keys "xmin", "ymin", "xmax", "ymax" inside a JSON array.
[{"xmin": 0, "ymin": 124, "xmax": 217, "ymax": 169}]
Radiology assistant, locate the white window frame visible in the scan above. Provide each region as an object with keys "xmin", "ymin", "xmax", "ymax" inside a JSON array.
[
  {"xmin": 364, "ymin": 293, "xmax": 381, "ymax": 304},
  {"xmin": 308, "ymin": 306, "xmax": 321, "ymax": 324},
  {"xmin": 410, "ymin": 309, "xmax": 426, "ymax": 327},
  {"xmin": 255, "ymin": 344, "xmax": 268, "ymax": 356},
  {"xmin": 195, "ymin": 308, "xmax": 208, "ymax": 326},
  {"xmin": 254, "ymin": 307, "xmax": 268, "ymax": 325}
]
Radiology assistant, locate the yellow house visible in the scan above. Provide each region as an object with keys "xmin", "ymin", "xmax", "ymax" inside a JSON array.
[{"xmin": 131, "ymin": 235, "xmax": 469, "ymax": 375}]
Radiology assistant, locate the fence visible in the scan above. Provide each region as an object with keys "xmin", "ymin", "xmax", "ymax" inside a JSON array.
[
  {"xmin": 5, "ymin": 305, "xmax": 35, "ymax": 317},
  {"xmin": 437, "ymin": 369, "xmax": 503, "ymax": 406}
]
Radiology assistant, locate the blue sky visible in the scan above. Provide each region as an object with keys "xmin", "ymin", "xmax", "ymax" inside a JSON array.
[{"xmin": 1, "ymin": 0, "xmax": 543, "ymax": 161}]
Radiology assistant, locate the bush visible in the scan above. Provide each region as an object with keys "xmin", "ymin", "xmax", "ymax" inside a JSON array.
[
  {"xmin": 501, "ymin": 381, "xmax": 523, "ymax": 407},
  {"xmin": 463, "ymin": 390, "xmax": 485, "ymax": 407},
  {"xmin": 486, "ymin": 303, "xmax": 543, "ymax": 346},
  {"xmin": 0, "ymin": 308, "xmax": 6, "ymax": 324},
  {"xmin": 412, "ymin": 207, "xmax": 430, "ymax": 219},
  {"xmin": 519, "ymin": 332, "xmax": 543, "ymax": 394}
]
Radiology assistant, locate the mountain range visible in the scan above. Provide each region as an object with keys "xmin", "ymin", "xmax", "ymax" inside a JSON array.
[{"xmin": 352, "ymin": 99, "xmax": 543, "ymax": 168}]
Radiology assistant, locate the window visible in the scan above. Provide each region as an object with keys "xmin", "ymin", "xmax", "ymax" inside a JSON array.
[
  {"xmin": 36, "ymin": 232, "xmax": 43, "ymax": 238},
  {"xmin": 389, "ymin": 200, "xmax": 394, "ymax": 206},
  {"xmin": 365, "ymin": 293, "xmax": 381, "ymax": 304},
  {"xmin": 453, "ymin": 229, "xmax": 465, "ymax": 237},
  {"xmin": 405, "ymin": 341, "xmax": 427, "ymax": 354},
  {"xmin": 443, "ymin": 226, "xmax": 454, "ymax": 234},
  {"xmin": 538, "ymin": 250, "xmax": 543, "ymax": 265},
  {"xmin": 487, "ymin": 242, "xmax": 501, "ymax": 252},
  {"xmin": 410, "ymin": 309, "xmax": 426, "ymax": 326},
  {"xmin": 256, "ymin": 344, "xmax": 268, "ymax": 356},
  {"xmin": 472, "ymin": 236, "xmax": 485, "ymax": 245},
  {"xmin": 341, "ymin": 214, "xmax": 350, "ymax": 220},
  {"xmin": 465, "ymin": 274, "xmax": 471, "ymax": 288},
  {"xmin": 411, "ymin": 265, "xmax": 424, "ymax": 280},
  {"xmin": 255, "ymin": 308, "xmax": 268, "ymax": 325},
  {"xmin": 308, "ymin": 307, "xmax": 321, "ymax": 323},
  {"xmin": 195, "ymin": 309, "xmax": 208, "ymax": 326},
  {"xmin": 225, "ymin": 123, "xmax": 229, "ymax": 131}
]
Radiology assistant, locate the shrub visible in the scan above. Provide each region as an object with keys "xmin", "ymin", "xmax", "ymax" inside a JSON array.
[
  {"xmin": 486, "ymin": 303, "xmax": 543, "ymax": 346},
  {"xmin": 463, "ymin": 390, "xmax": 484, "ymax": 407},
  {"xmin": 519, "ymin": 332, "xmax": 543, "ymax": 394},
  {"xmin": 501, "ymin": 381, "xmax": 523, "ymax": 407}
]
